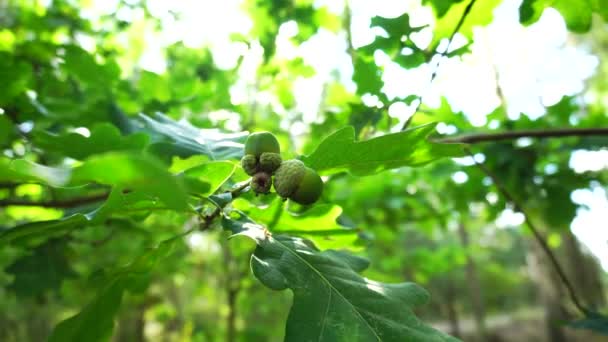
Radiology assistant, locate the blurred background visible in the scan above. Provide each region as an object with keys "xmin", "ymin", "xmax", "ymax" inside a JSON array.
[{"xmin": 0, "ymin": 0, "xmax": 607, "ymax": 341}]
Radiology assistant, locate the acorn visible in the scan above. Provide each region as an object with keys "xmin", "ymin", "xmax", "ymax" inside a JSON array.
[
  {"xmin": 241, "ymin": 132, "xmax": 282, "ymax": 176},
  {"xmin": 251, "ymin": 172, "xmax": 272, "ymax": 194},
  {"xmin": 259, "ymin": 152, "xmax": 282, "ymax": 173},
  {"xmin": 244, "ymin": 132, "xmax": 280, "ymax": 157},
  {"xmin": 273, "ymin": 159, "xmax": 323, "ymax": 205},
  {"xmin": 241, "ymin": 154, "xmax": 258, "ymax": 176}
]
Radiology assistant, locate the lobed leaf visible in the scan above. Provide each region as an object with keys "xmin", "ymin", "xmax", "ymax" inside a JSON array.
[
  {"xmin": 140, "ymin": 113, "xmax": 247, "ymax": 161},
  {"xmin": 302, "ymin": 125, "xmax": 462, "ymax": 176},
  {"xmin": 234, "ymin": 198, "xmax": 361, "ymax": 250},
  {"xmin": 33, "ymin": 123, "xmax": 149, "ymax": 160},
  {"xmin": 48, "ymin": 235, "xmax": 182, "ymax": 342},
  {"xmin": 223, "ymin": 215, "xmax": 459, "ymax": 342}
]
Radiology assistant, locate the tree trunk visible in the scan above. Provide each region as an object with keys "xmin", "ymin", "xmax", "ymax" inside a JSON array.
[
  {"xmin": 526, "ymin": 238, "xmax": 568, "ymax": 342},
  {"xmin": 457, "ymin": 223, "xmax": 487, "ymax": 341},
  {"xmin": 561, "ymin": 231, "xmax": 605, "ymax": 309}
]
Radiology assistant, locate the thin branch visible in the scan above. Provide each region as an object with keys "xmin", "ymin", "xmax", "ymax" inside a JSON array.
[
  {"xmin": 402, "ymin": 0, "xmax": 477, "ymax": 131},
  {"xmin": 465, "ymin": 147, "xmax": 586, "ymax": 315},
  {"xmin": 200, "ymin": 181, "xmax": 250, "ymax": 230},
  {"xmin": 434, "ymin": 127, "xmax": 608, "ymax": 144},
  {"xmin": 0, "ymin": 192, "xmax": 109, "ymax": 208}
]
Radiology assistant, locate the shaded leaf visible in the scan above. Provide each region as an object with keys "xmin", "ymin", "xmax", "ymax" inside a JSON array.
[
  {"xmin": 140, "ymin": 113, "xmax": 247, "ymax": 161},
  {"xmin": 7, "ymin": 238, "xmax": 76, "ymax": 298},
  {"xmin": 0, "ymin": 214, "xmax": 88, "ymax": 246},
  {"xmin": 49, "ymin": 235, "xmax": 182, "ymax": 342},
  {"xmin": 224, "ymin": 217, "xmax": 457, "ymax": 342},
  {"xmin": 569, "ymin": 312, "xmax": 608, "ymax": 335},
  {"xmin": 33, "ymin": 123, "xmax": 149, "ymax": 160}
]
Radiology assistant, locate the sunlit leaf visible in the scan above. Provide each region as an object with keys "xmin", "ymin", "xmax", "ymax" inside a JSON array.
[
  {"xmin": 234, "ymin": 199, "xmax": 361, "ymax": 250},
  {"xmin": 302, "ymin": 125, "xmax": 463, "ymax": 176},
  {"xmin": 428, "ymin": 0, "xmax": 501, "ymax": 52},
  {"xmin": 519, "ymin": 0, "xmax": 605, "ymax": 32},
  {"xmin": 181, "ymin": 161, "xmax": 236, "ymax": 197},
  {"xmin": 71, "ymin": 152, "xmax": 189, "ymax": 210}
]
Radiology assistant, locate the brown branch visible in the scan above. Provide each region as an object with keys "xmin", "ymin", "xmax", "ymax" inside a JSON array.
[
  {"xmin": 0, "ymin": 192, "xmax": 109, "ymax": 208},
  {"xmin": 434, "ymin": 127, "xmax": 608, "ymax": 144},
  {"xmin": 200, "ymin": 181, "xmax": 250, "ymax": 230},
  {"xmin": 465, "ymin": 147, "xmax": 586, "ymax": 315}
]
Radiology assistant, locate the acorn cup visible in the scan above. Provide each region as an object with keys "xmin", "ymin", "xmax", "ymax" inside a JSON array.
[
  {"xmin": 273, "ymin": 159, "xmax": 323, "ymax": 205},
  {"xmin": 241, "ymin": 132, "xmax": 282, "ymax": 176}
]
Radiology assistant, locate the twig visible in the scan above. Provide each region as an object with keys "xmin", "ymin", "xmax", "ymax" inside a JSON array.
[
  {"xmin": 434, "ymin": 127, "xmax": 608, "ymax": 144},
  {"xmin": 465, "ymin": 146, "xmax": 586, "ymax": 315},
  {"xmin": 0, "ymin": 192, "xmax": 109, "ymax": 208},
  {"xmin": 200, "ymin": 181, "xmax": 250, "ymax": 230},
  {"xmin": 401, "ymin": 0, "xmax": 477, "ymax": 131}
]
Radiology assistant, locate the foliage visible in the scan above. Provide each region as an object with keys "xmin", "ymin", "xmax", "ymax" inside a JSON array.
[{"xmin": 0, "ymin": 0, "xmax": 607, "ymax": 341}]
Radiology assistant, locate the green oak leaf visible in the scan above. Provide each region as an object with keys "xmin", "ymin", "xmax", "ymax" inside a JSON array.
[
  {"xmin": 49, "ymin": 235, "xmax": 181, "ymax": 342},
  {"xmin": 222, "ymin": 216, "xmax": 458, "ymax": 342},
  {"xmin": 0, "ymin": 115, "xmax": 15, "ymax": 146},
  {"xmin": 233, "ymin": 198, "xmax": 361, "ymax": 250},
  {"xmin": 71, "ymin": 153, "xmax": 189, "ymax": 210},
  {"xmin": 180, "ymin": 161, "xmax": 236, "ymax": 197},
  {"xmin": 140, "ymin": 113, "xmax": 247, "ymax": 161},
  {"xmin": 519, "ymin": 0, "xmax": 605, "ymax": 33},
  {"xmin": 370, "ymin": 13, "xmax": 426, "ymax": 38},
  {"xmin": 352, "ymin": 57, "xmax": 383, "ymax": 95},
  {"xmin": 301, "ymin": 125, "xmax": 462, "ymax": 176},
  {"xmin": 7, "ymin": 238, "xmax": 76, "ymax": 298},
  {"xmin": 0, "ymin": 214, "xmax": 88, "ymax": 246},
  {"xmin": 33, "ymin": 123, "xmax": 149, "ymax": 160},
  {"xmin": 423, "ymin": 0, "xmax": 466, "ymax": 18},
  {"xmin": 428, "ymin": 0, "xmax": 501, "ymax": 52}
]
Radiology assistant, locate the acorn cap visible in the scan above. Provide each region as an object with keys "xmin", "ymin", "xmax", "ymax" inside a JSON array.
[
  {"xmin": 259, "ymin": 152, "xmax": 282, "ymax": 173},
  {"xmin": 251, "ymin": 172, "xmax": 272, "ymax": 194},
  {"xmin": 244, "ymin": 132, "xmax": 280, "ymax": 157},
  {"xmin": 290, "ymin": 167, "xmax": 323, "ymax": 205},
  {"xmin": 241, "ymin": 154, "xmax": 258, "ymax": 176},
  {"xmin": 273, "ymin": 159, "xmax": 306, "ymax": 198}
]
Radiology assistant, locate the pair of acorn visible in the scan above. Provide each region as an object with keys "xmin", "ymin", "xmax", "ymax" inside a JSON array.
[{"xmin": 241, "ymin": 132, "xmax": 323, "ymax": 205}]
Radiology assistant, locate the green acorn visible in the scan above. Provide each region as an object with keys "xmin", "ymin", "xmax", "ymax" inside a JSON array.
[
  {"xmin": 259, "ymin": 152, "xmax": 282, "ymax": 173},
  {"xmin": 251, "ymin": 172, "xmax": 272, "ymax": 194},
  {"xmin": 241, "ymin": 154, "xmax": 258, "ymax": 176},
  {"xmin": 273, "ymin": 159, "xmax": 323, "ymax": 205},
  {"xmin": 244, "ymin": 132, "xmax": 280, "ymax": 157},
  {"xmin": 241, "ymin": 132, "xmax": 281, "ymax": 176}
]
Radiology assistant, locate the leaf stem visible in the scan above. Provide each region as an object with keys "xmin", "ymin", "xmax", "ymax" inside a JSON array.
[{"xmin": 200, "ymin": 181, "xmax": 251, "ymax": 230}]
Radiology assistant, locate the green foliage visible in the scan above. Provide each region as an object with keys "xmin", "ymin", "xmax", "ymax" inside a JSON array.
[
  {"xmin": 0, "ymin": 0, "xmax": 606, "ymax": 341},
  {"xmin": 224, "ymin": 215, "xmax": 458, "ymax": 342},
  {"xmin": 49, "ymin": 235, "xmax": 183, "ymax": 342},
  {"xmin": 569, "ymin": 312, "xmax": 608, "ymax": 335},
  {"xmin": 303, "ymin": 125, "xmax": 463, "ymax": 175},
  {"xmin": 519, "ymin": 0, "xmax": 607, "ymax": 32}
]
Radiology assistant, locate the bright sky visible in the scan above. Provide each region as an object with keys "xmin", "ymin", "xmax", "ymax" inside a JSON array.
[{"xmin": 81, "ymin": 0, "xmax": 608, "ymax": 268}]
